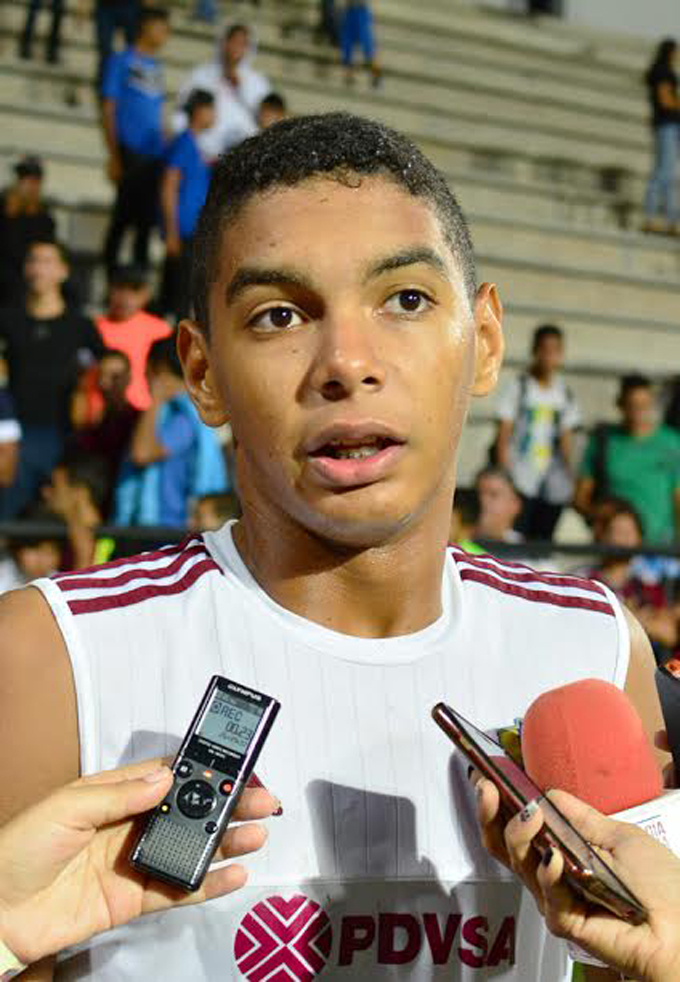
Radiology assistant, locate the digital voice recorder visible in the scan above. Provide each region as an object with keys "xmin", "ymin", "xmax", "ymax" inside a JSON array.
[{"xmin": 130, "ymin": 675, "xmax": 280, "ymax": 892}]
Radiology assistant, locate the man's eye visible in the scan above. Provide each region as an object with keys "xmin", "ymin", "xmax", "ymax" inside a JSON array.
[
  {"xmin": 250, "ymin": 306, "xmax": 304, "ymax": 332},
  {"xmin": 383, "ymin": 290, "xmax": 432, "ymax": 315}
]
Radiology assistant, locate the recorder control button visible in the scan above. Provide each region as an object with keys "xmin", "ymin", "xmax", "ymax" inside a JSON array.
[
  {"xmin": 205, "ymin": 821, "xmax": 218, "ymax": 834},
  {"xmin": 220, "ymin": 779, "xmax": 234, "ymax": 796},
  {"xmin": 177, "ymin": 780, "xmax": 216, "ymax": 819},
  {"xmin": 176, "ymin": 760, "xmax": 193, "ymax": 779}
]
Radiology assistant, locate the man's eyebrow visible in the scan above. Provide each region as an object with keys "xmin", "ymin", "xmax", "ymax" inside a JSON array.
[
  {"xmin": 225, "ymin": 267, "xmax": 314, "ymax": 305},
  {"xmin": 364, "ymin": 247, "xmax": 450, "ymax": 282}
]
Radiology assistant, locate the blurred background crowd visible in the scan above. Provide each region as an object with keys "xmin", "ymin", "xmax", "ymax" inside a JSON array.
[{"xmin": 0, "ymin": 0, "xmax": 679, "ymax": 662}]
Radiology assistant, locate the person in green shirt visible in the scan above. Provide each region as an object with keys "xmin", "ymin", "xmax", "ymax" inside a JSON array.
[{"xmin": 575, "ymin": 374, "xmax": 680, "ymax": 544}]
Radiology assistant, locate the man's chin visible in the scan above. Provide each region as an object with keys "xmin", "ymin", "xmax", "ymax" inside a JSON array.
[{"xmin": 298, "ymin": 497, "xmax": 415, "ymax": 550}]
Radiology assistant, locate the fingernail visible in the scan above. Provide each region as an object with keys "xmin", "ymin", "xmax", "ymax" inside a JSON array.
[
  {"xmin": 143, "ymin": 767, "xmax": 170, "ymax": 783},
  {"xmin": 272, "ymin": 799, "xmax": 283, "ymax": 817},
  {"xmin": 475, "ymin": 780, "xmax": 484, "ymax": 798},
  {"xmin": 542, "ymin": 847, "xmax": 553, "ymax": 867},
  {"xmin": 519, "ymin": 800, "xmax": 539, "ymax": 822},
  {"xmin": 467, "ymin": 765, "xmax": 474, "ymax": 780}
]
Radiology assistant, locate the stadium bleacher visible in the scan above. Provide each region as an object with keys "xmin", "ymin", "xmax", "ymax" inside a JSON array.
[{"xmin": 0, "ymin": 0, "xmax": 678, "ymax": 482}]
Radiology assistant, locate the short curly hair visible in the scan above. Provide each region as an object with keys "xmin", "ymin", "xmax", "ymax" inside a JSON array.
[{"xmin": 191, "ymin": 112, "xmax": 477, "ymax": 333}]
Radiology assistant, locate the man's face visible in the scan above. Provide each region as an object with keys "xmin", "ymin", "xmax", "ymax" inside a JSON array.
[
  {"xmin": 16, "ymin": 175, "xmax": 42, "ymax": 202},
  {"xmin": 476, "ymin": 473, "xmax": 520, "ymax": 535},
  {"xmin": 142, "ymin": 17, "xmax": 169, "ymax": 50},
  {"xmin": 186, "ymin": 176, "xmax": 503, "ymax": 547},
  {"xmin": 224, "ymin": 29, "xmax": 248, "ymax": 66},
  {"xmin": 258, "ymin": 104, "xmax": 286, "ymax": 130},
  {"xmin": 24, "ymin": 244, "xmax": 67, "ymax": 294},
  {"xmin": 620, "ymin": 386, "xmax": 655, "ymax": 432},
  {"xmin": 98, "ymin": 355, "xmax": 130, "ymax": 403},
  {"xmin": 107, "ymin": 284, "xmax": 148, "ymax": 321},
  {"xmin": 533, "ymin": 334, "xmax": 563, "ymax": 376},
  {"xmin": 194, "ymin": 104, "xmax": 216, "ymax": 132}
]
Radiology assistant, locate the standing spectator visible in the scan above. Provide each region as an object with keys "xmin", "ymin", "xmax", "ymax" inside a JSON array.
[
  {"xmin": 94, "ymin": 0, "xmax": 140, "ymax": 91},
  {"xmin": 95, "ymin": 266, "xmax": 171, "ymax": 411},
  {"xmin": 114, "ymin": 338, "xmax": 228, "ymax": 527},
  {"xmin": 101, "ymin": 6, "xmax": 170, "ymax": 277},
  {"xmin": 173, "ymin": 23, "xmax": 271, "ymax": 159},
  {"xmin": 70, "ymin": 350, "xmax": 139, "ymax": 516},
  {"xmin": 159, "ymin": 90, "xmax": 215, "ymax": 322},
  {"xmin": 474, "ymin": 466, "xmax": 524, "ymax": 544},
  {"xmin": 493, "ymin": 324, "xmax": 580, "ymax": 540},
  {"xmin": 257, "ymin": 92, "xmax": 288, "ymax": 129},
  {"xmin": 0, "ymin": 241, "xmax": 104, "ymax": 519},
  {"xmin": 341, "ymin": 1, "xmax": 381, "ymax": 87},
  {"xmin": 0, "ymin": 157, "xmax": 55, "ymax": 308},
  {"xmin": 643, "ymin": 38, "xmax": 680, "ymax": 235},
  {"xmin": 317, "ymin": 0, "xmax": 338, "ymax": 46},
  {"xmin": 18, "ymin": 0, "xmax": 64, "ymax": 63},
  {"xmin": 575, "ymin": 374, "xmax": 680, "ymax": 543}
]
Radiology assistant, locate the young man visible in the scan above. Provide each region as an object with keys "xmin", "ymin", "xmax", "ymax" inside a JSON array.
[
  {"xmin": 0, "ymin": 114, "xmax": 664, "ymax": 982},
  {"xmin": 114, "ymin": 337, "xmax": 228, "ymax": 527},
  {"xmin": 95, "ymin": 265, "xmax": 171, "ymax": 410},
  {"xmin": 493, "ymin": 323, "xmax": 580, "ymax": 541},
  {"xmin": 0, "ymin": 241, "xmax": 103, "ymax": 519},
  {"xmin": 0, "ymin": 155, "xmax": 55, "ymax": 307},
  {"xmin": 101, "ymin": 6, "xmax": 170, "ymax": 277},
  {"xmin": 575, "ymin": 373, "xmax": 680, "ymax": 544},
  {"xmin": 173, "ymin": 23, "xmax": 271, "ymax": 159},
  {"xmin": 159, "ymin": 89, "xmax": 216, "ymax": 321}
]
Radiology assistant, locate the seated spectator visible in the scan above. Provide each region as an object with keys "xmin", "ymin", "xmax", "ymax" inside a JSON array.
[
  {"xmin": 0, "ymin": 241, "xmax": 103, "ymax": 520},
  {"xmin": 95, "ymin": 265, "xmax": 171, "ymax": 410},
  {"xmin": 43, "ymin": 454, "xmax": 115, "ymax": 569},
  {"xmin": 101, "ymin": 6, "xmax": 170, "ymax": 277},
  {"xmin": 173, "ymin": 23, "xmax": 271, "ymax": 158},
  {"xmin": 70, "ymin": 350, "xmax": 139, "ymax": 516},
  {"xmin": 575, "ymin": 373, "xmax": 680, "ymax": 544},
  {"xmin": 474, "ymin": 466, "xmax": 523, "ymax": 544},
  {"xmin": 587, "ymin": 499, "xmax": 678, "ymax": 664},
  {"xmin": 493, "ymin": 324, "xmax": 580, "ymax": 541},
  {"xmin": 114, "ymin": 338, "xmax": 228, "ymax": 527},
  {"xmin": 190, "ymin": 491, "xmax": 241, "ymax": 531},
  {"xmin": 0, "ymin": 156, "xmax": 55, "ymax": 308},
  {"xmin": 0, "ymin": 388, "xmax": 21, "ymax": 496},
  {"xmin": 0, "ymin": 502, "xmax": 63, "ymax": 594},
  {"xmin": 257, "ymin": 92, "xmax": 288, "ymax": 129},
  {"xmin": 19, "ymin": 0, "xmax": 64, "ymax": 63},
  {"xmin": 159, "ymin": 90, "xmax": 216, "ymax": 322},
  {"xmin": 341, "ymin": 1, "xmax": 381, "ymax": 87},
  {"xmin": 449, "ymin": 487, "xmax": 484, "ymax": 554}
]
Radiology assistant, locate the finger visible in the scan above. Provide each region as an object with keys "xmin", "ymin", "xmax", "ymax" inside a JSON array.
[
  {"xmin": 655, "ymin": 730, "xmax": 671, "ymax": 752},
  {"xmin": 504, "ymin": 799, "xmax": 545, "ymax": 872},
  {"xmin": 546, "ymin": 790, "xmax": 624, "ymax": 852},
  {"xmin": 216, "ymin": 821, "xmax": 268, "ymax": 861},
  {"xmin": 475, "ymin": 779, "xmax": 510, "ymax": 864},
  {"xmin": 141, "ymin": 863, "xmax": 249, "ymax": 916},
  {"xmin": 230, "ymin": 787, "xmax": 280, "ymax": 822},
  {"xmin": 59, "ymin": 769, "xmax": 174, "ymax": 832},
  {"xmin": 75, "ymin": 757, "xmax": 172, "ymax": 788}
]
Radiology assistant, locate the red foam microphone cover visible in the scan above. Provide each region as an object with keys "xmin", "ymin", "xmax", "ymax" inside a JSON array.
[{"xmin": 521, "ymin": 678, "xmax": 662, "ymax": 814}]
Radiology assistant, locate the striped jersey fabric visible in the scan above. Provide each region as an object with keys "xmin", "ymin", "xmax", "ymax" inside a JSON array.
[{"xmin": 34, "ymin": 523, "xmax": 629, "ymax": 981}]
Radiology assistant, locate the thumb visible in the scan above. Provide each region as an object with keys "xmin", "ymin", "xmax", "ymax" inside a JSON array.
[
  {"xmin": 58, "ymin": 766, "xmax": 173, "ymax": 833},
  {"xmin": 546, "ymin": 789, "xmax": 622, "ymax": 851}
]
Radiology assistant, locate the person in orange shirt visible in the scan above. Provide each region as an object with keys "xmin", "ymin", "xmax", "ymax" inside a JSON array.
[{"xmin": 96, "ymin": 265, "xmax": 171, "ymax": 411}]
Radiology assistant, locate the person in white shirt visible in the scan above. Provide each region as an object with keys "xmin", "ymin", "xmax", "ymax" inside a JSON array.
[
  {"xmin": 173, "ymin": 22, "xmax": 271, "ymax": 159},
  {"xmin": 493, "ymin": 324, "xmax": 580, "ymax": 541},
  {"xmin": 0, "ymin": 113, "xmax": 664, "ymax": 982}
]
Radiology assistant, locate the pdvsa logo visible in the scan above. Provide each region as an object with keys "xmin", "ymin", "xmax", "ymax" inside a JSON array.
[
  {"xmin": 234, "ymin": 895, "xmax": 515, "ymax": 978},
  {"xmin": 234, "ymin": 895, "xmax": 332, "ymax": 980}
]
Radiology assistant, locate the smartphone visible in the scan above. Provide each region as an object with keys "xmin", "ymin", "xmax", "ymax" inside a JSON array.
[
  {"xmin": 656, "ymin": 661, "xmax": 680, "ymax": 776},
  {"xmin": 432, "ymin": 701, "xmax": 647, "ymax": 925}
]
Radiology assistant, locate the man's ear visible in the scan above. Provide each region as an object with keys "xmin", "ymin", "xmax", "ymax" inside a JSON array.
[
  {"xmin": 471, "ymin": 282, "xmax": 504, "ymax": 397},
  {"xmin": 176, "ymin": 320, "xmax": 229, "ymax": 427}
]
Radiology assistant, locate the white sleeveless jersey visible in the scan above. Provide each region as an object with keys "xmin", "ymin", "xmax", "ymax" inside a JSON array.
[{"xmin": 34, "ymin": 522, "xmax": 629, "ymax": 982}]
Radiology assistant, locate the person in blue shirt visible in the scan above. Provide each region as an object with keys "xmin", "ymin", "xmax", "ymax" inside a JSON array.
[
  {"xmin": 101, "ymin": 6, "xmax": 170, "ymax": 278},
  {"xmin": 159, "ymin": 89, "xmax": 215, "ymax": 321},
  {"xmin": 341, "ymin": 1, "xmax": 381, "ymax": 87},
  {"xmin": 114, "ymin": 337, "xmax": 228, "ymax": 528}
]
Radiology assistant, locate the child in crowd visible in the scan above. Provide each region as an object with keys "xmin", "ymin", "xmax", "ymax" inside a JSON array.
[
  {"xmin": 160, "ymin": 89, "xmax": 216, "ymax": 321},
  {"xmin": 257, "ymin": 92, "xmax": 288, "ymax": 129},
  {"xmin": 190, "ymin": 491, "xmax": 241, "ymax": 532},
  {"xmin": 43, "ymin": 455, "xmax": 115, "ymax": 569},
  {"xmin": 341, "ymin": 1, "xmax": 381, "ymax": 87},
  {"xmin": 0, "ymin": 502, "xmax": 62, "ymax": 594},
  {"xmin": 95, "ymin": 266, "xmax": 171, "ymax": 411},
  {"xmin": 114, "ymin": 338, "xmax": 228, "ymax": 528},
  {"xmin": 449, "ymin": 487, "xmax": 484, "ymax": 554}
]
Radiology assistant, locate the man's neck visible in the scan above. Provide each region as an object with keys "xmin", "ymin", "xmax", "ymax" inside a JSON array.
[
  {"xmin": 530, "ymin": 365, "xmax": 555, "ymax": 387},
  {"xmin": 232, "ymin": 496, "xmax": 452, "ymax": 639},
  {"xmin": 26, "ymin": 290, "xmax": 64, "ymax": 319},
  {"xmin": 134, "ymin": 40, "xmax": 156, "ymax": 58}
]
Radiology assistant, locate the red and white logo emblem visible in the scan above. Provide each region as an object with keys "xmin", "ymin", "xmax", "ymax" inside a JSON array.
[{"xmin": 234, "ymin": 894, "xmax": 332, "ymax": 980}]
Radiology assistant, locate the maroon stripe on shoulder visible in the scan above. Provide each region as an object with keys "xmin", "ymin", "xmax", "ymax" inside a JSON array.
[
  {"xmin": 459, "ymin": 568, "xmax": 614, "ymax": 617},
  {"xmin": 57, "ymin": 543, "xmax": 209, "ymax": 592},
  {"xmin": 67, "ymin": 557, "xmax": 219, "ymax": 615},
  {"xmin": 53, "ymin": 534, "xmax": 203, "ymax": 582},
  {"xmin": 451, "ymin": 547, "xmax": 606, "ymax": 598}
]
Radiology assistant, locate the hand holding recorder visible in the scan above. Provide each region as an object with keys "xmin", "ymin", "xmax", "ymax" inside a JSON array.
[{"xmin": 0, "ymin": 758, "xmax": 278, "ymax": 971}]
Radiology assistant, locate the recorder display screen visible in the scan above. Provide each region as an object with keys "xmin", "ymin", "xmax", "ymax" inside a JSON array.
[{"xmin": 199, "ymin": 691, "xmax": 264, "ymax": 753}]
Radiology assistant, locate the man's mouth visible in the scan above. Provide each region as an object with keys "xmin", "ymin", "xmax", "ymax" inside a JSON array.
[
  {"xmin": 310, "ymin": 437, "xmax": 397, "ymax": 461},
  {"xmin": 303, "ymin": 427, "xmax": 406, "ymax": 488}
]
